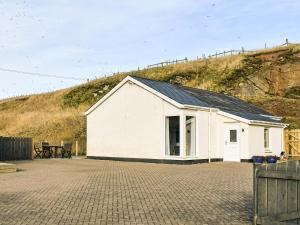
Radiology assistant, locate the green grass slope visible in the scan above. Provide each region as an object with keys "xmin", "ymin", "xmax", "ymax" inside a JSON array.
[{"xmin": 0, "ymin": 44, "xmax": 300, "ymax": 154}]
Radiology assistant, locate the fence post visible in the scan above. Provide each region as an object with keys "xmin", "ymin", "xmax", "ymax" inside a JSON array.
[
  {"xmin": 288, "ymin": 130, "xmax": 292, "ymax": 157},
  {"xmin": 31, "ymin": 138, "xmax": 34, "ymax": 160},
  {"xmin": 286, "ymin": 38, "xmax": 289, "ymax": 46},
  {"xmin": 76, "ymin": 141, "xmax": 78, "ymax": 157},
  {"xmin": 0, "ymin": 137, "xmax": 2, "ymax": 160},
  {"xmin": 285, "ymin": 130, "xmax": 290, "ymax": 157},
  {"xmin": 253, "ymin": 163, "xmax": 259, "ymax": 225}
]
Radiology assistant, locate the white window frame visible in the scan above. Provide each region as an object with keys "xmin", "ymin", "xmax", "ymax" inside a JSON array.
[
  {"xmin": 165, "ymin": 115, "xmax": 181, "ymax": 157},
  {"xmin": 185, "ymin": 115, "xmax": 196, "ymax": 157},
  {"xmin": 264, "ymin": 127, "xmax": 271, "ymax": 152}
]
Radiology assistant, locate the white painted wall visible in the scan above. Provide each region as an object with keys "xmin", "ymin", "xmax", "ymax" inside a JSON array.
[
  {"xmin": 196, "ymin": 110, "xmax": 209, "ymax": 159},
  {"xmin": 247, "ymin": 125, "xmax": 284, "ymax": 158},
  {"xmin": 270, "ymin": 127, "xmax": 284, "ymax": 156},
  {"xmin": 213, "ymin": 113, "xmax": 244, "ymax": 159},
  {"xmin": 240, "ymin": 123, "xmax": 249, "ymax": 159},
  {"xmin": 212, "ymin": 113, "xmax": 285, "ymax": 160},
  {"xmin": 87, "ymin": 79, "xmax": 284, "ymax": 161},
  {"xmin": 87, "ymin": 81, "xmax": 181, "ymax": 159}
]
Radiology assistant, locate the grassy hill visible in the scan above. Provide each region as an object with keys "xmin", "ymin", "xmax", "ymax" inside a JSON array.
[{"xmin": 1, "ymin": 44, "xmax": 300, "ymax": 154}]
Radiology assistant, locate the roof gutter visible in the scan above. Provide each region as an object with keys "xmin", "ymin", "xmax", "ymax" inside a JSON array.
[
  {"xmin": 177, "ymin": 105, "xmax": 287, "ymax": 128},
  {"xmin": 249, "ymin": 120, "xmax": 288, "ymax": 128},
  {"xmin": 217, "ymin": 110, "xmax": 287, "ymax": 127}
]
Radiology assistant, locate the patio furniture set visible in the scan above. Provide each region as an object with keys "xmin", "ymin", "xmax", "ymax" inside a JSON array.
[{"xmin": 34, "ymin": 142, "xmax": 72, "ymax": 159}]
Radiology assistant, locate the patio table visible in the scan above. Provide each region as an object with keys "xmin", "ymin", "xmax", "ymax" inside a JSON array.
[{"xmin": 48, "ymin": 145, "xmax": 64, "ymax": 158}]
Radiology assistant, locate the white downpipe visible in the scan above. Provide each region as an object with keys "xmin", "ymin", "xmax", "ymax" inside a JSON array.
[
  {"xmin": 208, "ymin": 109, "xmax": 212, "ymax": 163},
  {"xmin": 281, "ymin": 127, "xmax": 285, "ymax": 152}
]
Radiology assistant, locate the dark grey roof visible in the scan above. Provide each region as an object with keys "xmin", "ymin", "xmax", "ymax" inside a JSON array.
[
  {"xmin": 223, "ymin": 111, "xmax": 281, "ymax": 123},
  {"xmin": 132, "ymin": 76, "xmax": 282, "ymax": 124}
]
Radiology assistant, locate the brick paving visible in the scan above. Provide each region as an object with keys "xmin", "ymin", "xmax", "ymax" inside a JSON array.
[{"xmin": 0, "ymin": 159, "xmax": 253, "ymax": 225}]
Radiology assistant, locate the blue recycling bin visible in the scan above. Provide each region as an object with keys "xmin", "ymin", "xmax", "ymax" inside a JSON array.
[
  {"xmin": 252, "ymin": 156, "xmax": 265, "ymax": 164},
  {"xmin": 266, "ymin": 156, "xmax": 277, "ymax": 164}
]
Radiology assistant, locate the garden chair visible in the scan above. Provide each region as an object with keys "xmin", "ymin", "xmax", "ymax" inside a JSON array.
[
  {"xmin": 34, "ymin": 142, "xmax": 43, "ymax": 159},
  {"xmin": 42, "ymin": 142, "xmax": 52, "ymax": 158},
  {"xmin": 62, "ymin": 143, "xmax": 72, "ymax": 159}
]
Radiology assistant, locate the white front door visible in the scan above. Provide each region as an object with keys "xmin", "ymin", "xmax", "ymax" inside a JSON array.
[{"xmin": 224, "ymin": 124, "xmax": 240, "ymax": 161}]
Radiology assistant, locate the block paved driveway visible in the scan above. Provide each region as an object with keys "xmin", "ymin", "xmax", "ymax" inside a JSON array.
[{"xmin": 0, "ymin": 159, "xmax": 253, "ymax": 225}]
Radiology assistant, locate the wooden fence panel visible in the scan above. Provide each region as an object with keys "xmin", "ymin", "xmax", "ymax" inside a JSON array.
[
  {"xmin": 285, "ymin": 129, "xmax": 300, "ymax": 157},
  {"xmin": 254, "ymin": 160, "xmax": 300, "ymax": 224},
  {"xmin": 287, "ymin": 160, "xmax": 298, "ymax": 224},
  {"xmin": 266, "ymin": 163, "xmax": 277, "ymax": 220},
  {"xmin": 257, "ymin": 164, "xmax": 268, "ymax": 219},
  {"xmin": 277, "ymin": 163, "xmax": 287, "ymax": 219},
  {"xmin": 0, "ymin": 136, "xmax": 32, "ymax": 161}
]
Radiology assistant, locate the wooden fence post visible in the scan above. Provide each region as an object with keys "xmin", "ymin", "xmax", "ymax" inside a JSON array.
[
  {"xmin": 288, "ymin": 130, "xmax": 291, "ymax": 156},
  {"xmin": 31, "ymin": 138, "xmax": 34, "ymax": 160},
  {"xmin": 253, "ymin": 163, "xmax": 259, "ymax": 225},
  {"xmin": 76, "ymin": 141, "xmax": 78, "ymax": 157}
]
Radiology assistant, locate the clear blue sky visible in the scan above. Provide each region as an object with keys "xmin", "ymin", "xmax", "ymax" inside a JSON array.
[{"xmin": 0, "ymin": 0, "xmax": 299, "ymax": 99}]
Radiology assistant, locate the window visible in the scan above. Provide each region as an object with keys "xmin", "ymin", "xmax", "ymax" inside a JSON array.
[
  {"xmin": 165, "ymin": 116, "xmax": 180, "ymax": 156},
  {"xmin": 230, "ymin": 130, "xmax": 237, "ymax": 143},
  {"xmin": 264, "ymin": 128, "xmax": 269, "ymax": 149}
]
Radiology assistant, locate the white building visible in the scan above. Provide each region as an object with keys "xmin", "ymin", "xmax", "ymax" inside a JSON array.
[{"xmin": 85, "ymin": 76, "xmax": 286, "ymax": 164}]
